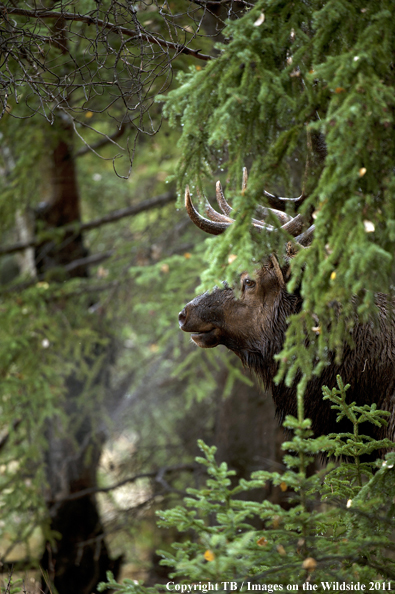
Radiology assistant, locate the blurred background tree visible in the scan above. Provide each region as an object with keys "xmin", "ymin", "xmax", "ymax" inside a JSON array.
[{"xmin": 0, "ymin": 0, "xmax": 285, "ymax": 592}]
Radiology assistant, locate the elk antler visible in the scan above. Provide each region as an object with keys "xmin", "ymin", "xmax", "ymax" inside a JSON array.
[
  {"xmin": 264, "ymin": 190, "xmax": 304, "ymax": 202},
  {"xmin": 185, "ymin": 186, "xmax": 230, "ymax": 235},
  {"xmin": 295, "ymin": 224, "xmax": 315, "ymax": 246},
  {"xmin": 185, "ymin": 169, "xmax": 309, "ymax": 242},
  {"xmin": 216, "ymin": 170, "xmax": 293, "ymax": 227}
]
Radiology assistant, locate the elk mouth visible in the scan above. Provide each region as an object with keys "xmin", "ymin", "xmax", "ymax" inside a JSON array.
[
  {"xmin": 178, "ymin": 306, "xmax": 221, "ymax": 348},
  {"xmin": 190, "ymin": 328, "xmax": 220, "ymax": 348}
]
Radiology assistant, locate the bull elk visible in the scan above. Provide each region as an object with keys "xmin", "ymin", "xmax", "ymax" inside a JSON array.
[{"xmin": 178, "ymin": 171, "xmax": 395, "ymax": 442}]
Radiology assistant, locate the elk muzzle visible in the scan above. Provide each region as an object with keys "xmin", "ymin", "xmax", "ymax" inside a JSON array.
[{"xmin": 178, "ymin": 303, "xmax": 222, "ymax": 348}]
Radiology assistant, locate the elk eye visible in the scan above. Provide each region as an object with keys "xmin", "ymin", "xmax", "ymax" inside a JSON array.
[{"xmin": 244, "ymin": 279, "xmax": 256, "ymax": 289}]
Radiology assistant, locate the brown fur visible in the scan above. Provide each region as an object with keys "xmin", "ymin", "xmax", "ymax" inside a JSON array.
[{"xmin": 179, "ymin": 259, "xmax": 395, "ymax": 442}]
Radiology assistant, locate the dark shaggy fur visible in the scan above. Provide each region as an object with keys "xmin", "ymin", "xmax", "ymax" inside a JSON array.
[{"xmin": 179, "ymin": 260, "xmax": 395, "ymax": 442}]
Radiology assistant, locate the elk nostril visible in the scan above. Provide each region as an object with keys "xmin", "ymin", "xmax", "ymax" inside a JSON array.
[{"xmin": 178, "ymin": 308, "xmax": 187, "ymax": 328}]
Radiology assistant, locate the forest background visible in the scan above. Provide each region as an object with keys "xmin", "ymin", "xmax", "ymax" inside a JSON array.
[{"xmin": 1, "ymin": 1, "xmax": 395, "ymax": 593}]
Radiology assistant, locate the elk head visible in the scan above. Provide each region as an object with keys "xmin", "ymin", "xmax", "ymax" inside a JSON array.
[{"xmin": 178, "ymin": 170, "xmax": 313, "ymax": 371}]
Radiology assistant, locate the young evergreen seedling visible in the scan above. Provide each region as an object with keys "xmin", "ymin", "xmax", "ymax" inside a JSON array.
[{"xmin": 100, "ymin": 377, "xmax": 395, "ymax": 593}]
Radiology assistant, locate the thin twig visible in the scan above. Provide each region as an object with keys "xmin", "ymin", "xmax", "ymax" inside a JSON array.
[
  {"xmin": 1, "ymin": 5, "xmax": 213, "ymax": 61},
  {"xmin": 49, "ymin": 462, "xmax": 197, "ymax": 504}
]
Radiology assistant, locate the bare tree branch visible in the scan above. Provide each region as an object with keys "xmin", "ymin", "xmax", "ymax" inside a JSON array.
[
  {"xmin": 64, "ymin": 250, "xmax": 115, "ymax": 273},
  {"xmin": 1, "ymin": 5, "xmax": 213, "ymax": 61},
  {"xmin": 0, "ymin": 0, "xmax": 240, "ymax": 165},
  {"xmin": 49, "ymin": 462, "xmax": 197, "ymax": 505},
  {"xmin": 75, "ymin": 123, "xmax": 129, "ymax": 158},
  {"xmin": 0, "ymin": 191, "xmax": 177, "ymax": 257}
]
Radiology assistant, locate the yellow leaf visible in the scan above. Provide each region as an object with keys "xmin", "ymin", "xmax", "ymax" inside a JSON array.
[
  {"xmin": 195, "ymin": 65, "xmax": 202, "ymax": 71},
  {"xmin": 302, "ymin": 557, "xmax": 317, "ymax": 571},
  {"xmin": 36, "ymin": 282, "xmax": 49, "ymax": 289},
  {"xmin": 257, "ymin": 537, "xmax": 267, "ymax": 547},
  {"xmin": 277, "ymin": 545, "xmax": 286, "ymax": 556},
  {"xmin": 359, "ymin": 167, "xmax": 367, "ymax": 177},
  {"xmin": 204, "ymin": 550, "xmax": 215, "ymax": 561},
  {"xmin": 272, "ymin": 515, "xmax": 280, "ymax": 528},
  {"xmin": 335, "ymin": 87, "xmax": 346, "ymax": 93},
  {"xmin": 330, "ymin": 271, "xmax": 336, "ymax": 280},
  {"xmin": 280, "ymin": 481, "xmax": 287, "ymax": 492},
  {"xmin": 97, "ymin": 266, "xmax": 109, "ymax": 279},
  {"xmin": 85, "ymin": 111, "xmax": 94, "ymax": 118},
  {"xmin": 161, "ymin": 263, "xmax": 170, "ymax": 273},
  {"xmin": 184, "ymin": 252, "xmax": 192, "ymax": 259},
  {"xmin": 228, "ymin": 254, "xmax": 237, "ymax": 264},
  {"xmin": 149, "ymin": 344, "xmax": 159, "ymax": 353}
]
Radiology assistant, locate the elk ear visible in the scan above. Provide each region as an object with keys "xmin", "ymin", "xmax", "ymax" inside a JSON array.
[{"xmin": 270, "ymin": 255, "xmax": 285, "ymax": 288}]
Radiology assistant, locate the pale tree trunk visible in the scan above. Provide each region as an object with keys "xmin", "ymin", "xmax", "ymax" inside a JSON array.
[{"xmin": 15, "ymin": 210, "xmax": 36, "ymax": 278}]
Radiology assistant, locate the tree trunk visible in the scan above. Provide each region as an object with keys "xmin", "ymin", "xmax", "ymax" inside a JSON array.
[
  {"xmin": 35, "ymin": 120, "xmax": 88, "ymax": 279},
  {"xmin": 37, "ymin": 119, "xmax": 121, "ymax": 594},
  {"xmin": 213, "ymin": 361, "xmax": 287, "ymax": 507},
  {"xmin": 213, "ymin": 363, "xmax": 320, "ymax": 510}
]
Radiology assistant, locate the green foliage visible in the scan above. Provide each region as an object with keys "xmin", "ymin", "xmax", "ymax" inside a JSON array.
[
  {"xmin": 0, "ymin": 34, "xmax": 245, "ymax": 567},
  {"xmin": 3, "ymin": 0, "xmax": 395, "ymax": 585},
  {"xmin": 0, "ymin": 285, "xmax": 113, "ymax": 556},
  {"xmin": 100, "ymin": 377, "xmax": 395, "ymax": 592},
  {"xmin": 161, "ymin": 0, "xmax": 395, "ymax": 387},
  {"xmin": 0, "ymin": 573, "xmax": 24, "ymax": 594},
  {"xmin": 0, "ymin": 118, "xmax": 47, "ymax": 232}
]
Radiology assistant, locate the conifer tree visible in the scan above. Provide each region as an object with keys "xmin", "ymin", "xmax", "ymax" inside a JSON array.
[
  {"xmin": 101, "ymin": 379, "xmax": 395, "ymax": 592},
  {"xmin": 161, "ymin": 0, "xmax": 395, "ymax": 388}
]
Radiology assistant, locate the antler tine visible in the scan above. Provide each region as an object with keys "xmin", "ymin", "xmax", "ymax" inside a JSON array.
[
  {"xmin": 295, "ymin": 224, "xmax": 315, "ymax": 246},
  {"xmin": 242, "ymin": 167, "xmax": 248, "ymax": 191},
  {"xmin": 195, "ymin": 186, "xmax": 234, "ymax": 224},
  {"xmin": 241, "ymin": 167, "xmax": 296, "ymax": 227},
  {"xmin": 194, "ymin": 185, "xmax": 234, "ymax": 224},
  {"xmin": 205, "ymin": 200, "xmax": 234, "ymax": 224},
  {"xmin": 216, "ymin": 181, "xmax": 232, "ymax": 216},
  {"xmin": 280, "ymin": 214, "xmax": 304, "ymax": 236},
  {"xmin": 264, "ymin": 190, "xmax": 304, "ymax": 203},
  {"xmin": 255, "ymin": 205, "xmax": 293, "ymax": 225},
  {"xmin": 185, "ymin": 186, "xmax": 230, "ymax": 236}
]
